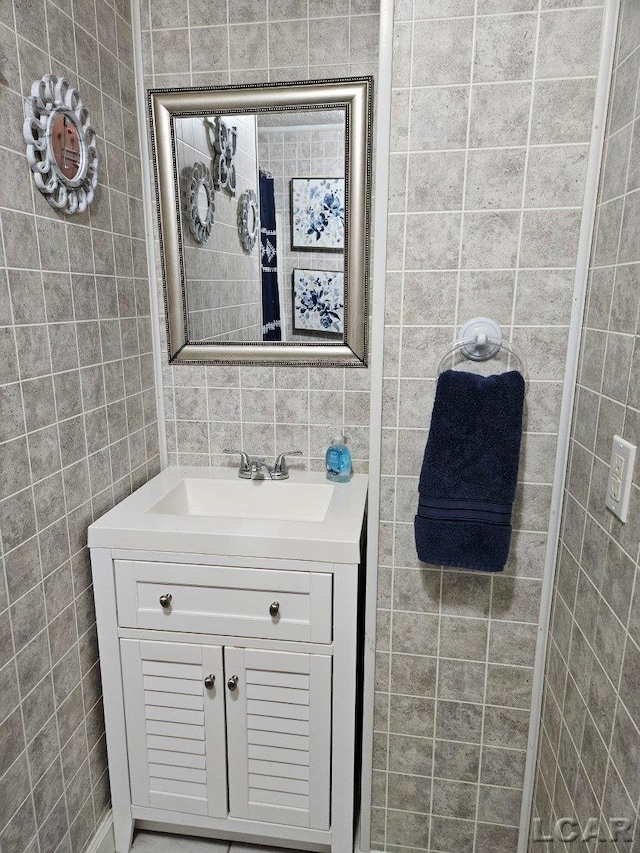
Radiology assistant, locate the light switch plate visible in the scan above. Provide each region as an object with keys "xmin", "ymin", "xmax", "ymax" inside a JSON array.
[{"xmin": 605, "ymin": 435, "xmax": 636, "ymax": 523}]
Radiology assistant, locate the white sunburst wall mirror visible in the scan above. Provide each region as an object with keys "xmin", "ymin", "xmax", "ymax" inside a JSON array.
[
  {"xmin": 186, "ymin": 161, "xmax": 216, "ymax": 244},
  {"xmin": 237, "ymin": 188, "xmax": 259, "ymax": 253},
  {"xmin": 206, "ymin": 116, "xmax": 237, "ymax": 197},
  {"xmin": 23, "ymin": 74, "xmax": 98, "ymax": 215}
]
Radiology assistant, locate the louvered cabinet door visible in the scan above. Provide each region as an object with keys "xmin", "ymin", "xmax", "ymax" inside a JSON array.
[
  {"xmin": 225, "ymin": 647, "xmax": 332, "ymax": 830},
  {"xmin": 120, "ymin": 639, "xmax": 227, "ymax": 817}
]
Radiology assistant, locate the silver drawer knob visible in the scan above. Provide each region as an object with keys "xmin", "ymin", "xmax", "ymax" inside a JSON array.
[
  {"xmin": 159, "ymin": 593, "xmax": 172, "ymax": 609},
  {"xmin": 227, "ymin": 675, "xmax": 238, "ymax": 691},
  {"xmin": 204, "ymin": 674, "xmax": 215, "ymax": 690},
  {"xmin": 269, "ymin": 601, "xmax": 280, "ymax": 617}
]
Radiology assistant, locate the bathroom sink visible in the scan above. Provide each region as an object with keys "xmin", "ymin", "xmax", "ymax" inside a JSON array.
[
  {"xmin": 147, "ymin": 477, "xmax": 335, "ymax": 523},
  {"xmin": 88, "ymin": 466, "xmax": 368, "ymax": 563}
]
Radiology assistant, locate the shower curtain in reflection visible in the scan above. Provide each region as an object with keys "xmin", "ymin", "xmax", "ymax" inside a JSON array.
[{"xmin": 259, "ymin": 170, "xmax": 282, "ymax": 341}]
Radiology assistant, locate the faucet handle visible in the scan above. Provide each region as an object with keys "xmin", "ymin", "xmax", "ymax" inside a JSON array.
[
  {"xmin": 273, "ymin": 450, "xmax": 303, "ymax": 476},
  {"xmin": 223, "ymin": 449, "xmax": 251, "ymax": 472}
]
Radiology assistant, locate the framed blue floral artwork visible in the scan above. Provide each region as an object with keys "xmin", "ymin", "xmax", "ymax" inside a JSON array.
[
  {"xmin": 293, "ymin": 268, "xmax": 345, "ymax": 334},
  {"xmin": 290, "ymin": 177, "xmax": 345, "ymax": 251}
]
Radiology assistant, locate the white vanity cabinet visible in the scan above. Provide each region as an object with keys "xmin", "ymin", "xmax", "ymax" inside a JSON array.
[
  {"xmin": 120, "ymin": 638, "xmax": 229, "ymax": 819},
  {"xmin": 120, "ymin": 639, "xmax": 331, "ymax": 828},
  {"xmin": 88, "ymin": 467, "xmax": 368, "ymax": 853}
]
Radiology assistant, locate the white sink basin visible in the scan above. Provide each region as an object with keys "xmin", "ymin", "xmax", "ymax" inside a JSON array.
[
  {"xmin": 88, "ymin": 466, "xmax": 368, "ymax": 563},
  {"xmin": 147, "ymin": 477, "xmax": 335, "ymax": 523}
]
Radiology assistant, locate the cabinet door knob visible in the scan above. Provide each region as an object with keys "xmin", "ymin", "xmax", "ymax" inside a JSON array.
[
  {"xmin": 204, "ymin": 674, "xmax": 215, "ymax": 690},
  {"xmin": 159, "ymin": 593, "xmax": 172, "ymax": 609},
  {"xmin": 227, "ymin": 675, "xmax": 239, "ymax": 691},
  {"xmin": 269, "ymin": 601, "xmax": 280, "ymax": 617}
]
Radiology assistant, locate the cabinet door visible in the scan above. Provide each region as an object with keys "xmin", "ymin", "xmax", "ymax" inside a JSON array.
[
  {"xmin": 120, "ymin": 639, "xmax": 227, "ymax": 817},
  {"xmin": 225, "ymin": 647, "xmax": 331, "ymax": 830}
]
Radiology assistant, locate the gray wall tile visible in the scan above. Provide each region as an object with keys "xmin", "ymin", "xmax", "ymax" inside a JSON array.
[
  {"xmin": 411, "ymin": 18, "xmax": 474, "ymax": 86},
  {"xmin": 536, "ymin": 8, "xmax": 603, "ymax": 79},
  {"xmin": 473, "ymin": 14, "xmax": 536, "ymax": 82}
]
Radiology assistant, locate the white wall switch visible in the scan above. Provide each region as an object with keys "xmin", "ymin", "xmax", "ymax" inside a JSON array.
[{"xmin": 605, "ymin": 435, "xmax": 636, "ymax": 523}]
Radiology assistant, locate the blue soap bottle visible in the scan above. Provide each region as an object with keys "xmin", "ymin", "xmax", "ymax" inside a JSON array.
[{"xmin": 325, "ymin": 434, "xmax": 352, "ymax": 482}]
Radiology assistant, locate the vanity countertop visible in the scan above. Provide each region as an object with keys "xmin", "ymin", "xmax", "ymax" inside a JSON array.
[{"xmin": 88, "ymin": 466, "xmax": 368, "ymax": 564}]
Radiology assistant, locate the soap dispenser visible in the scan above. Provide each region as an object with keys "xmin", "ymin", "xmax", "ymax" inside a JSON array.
[{"xmin": 325, "ymin": 434, "xmax": 352, "ymax": 482}]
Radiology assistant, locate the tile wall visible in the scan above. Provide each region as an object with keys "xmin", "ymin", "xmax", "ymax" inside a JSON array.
[
  {"xmin": 140, "ymin": 0, "xmax": 379, "ymax": 472},
  {"xmin": 0, "ymin": 2, "xmax": 160, "ymax": 853},
  {"xmin": 371, "ymin": 2, "xmax": 606, "ymax": 851},
  {"xmin": 531, "ymin": 0, "xmax": 640, "ymax": 846}
]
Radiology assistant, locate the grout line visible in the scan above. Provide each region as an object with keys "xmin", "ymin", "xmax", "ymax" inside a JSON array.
[
  {"xmin": 509, "ymin": 0, "xmax": 541, "ymax": 355},
  {"xmin": 452, "ymin": 0, "xmax": 477, "ymax": 353},
  {"xmin": 389, "ymin": 74, "xmax": 599, "ymax": 94},
  {"xmin": 427, "ymin": 570, "xmax": 444, "ymax": 850},
  {"xmin": 307, "ymin": 0, "xmax": 311, "ymax": 80},
  {"xmin": 0, "ymin": 260, "xmax": 593, "ymax": 276},
  {"xmin": 473, "ymin": 567, "xmax": 491, "ymax": 852}
]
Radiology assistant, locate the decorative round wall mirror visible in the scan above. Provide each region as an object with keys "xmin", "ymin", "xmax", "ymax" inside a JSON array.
[
  {"xmin": 205, "ymin": 116, "xmax": 237, "ymax": 197},
  {"xmin": 186, "ymin": 161, "xmax": 215, "ymax": 244},
  {"xmin": 24, "ymin": 74, "xmax": 98, "ymax": 215},
  {"xmin": 237, "ymin": 189, "xmax": 259, "ymax": 253}
]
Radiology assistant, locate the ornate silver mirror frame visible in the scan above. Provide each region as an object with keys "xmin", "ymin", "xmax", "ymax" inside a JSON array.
[
  {"xmin": 149, "ymin": 77, "xmax": 372, "ymax": 367},
  {"xmin": 186, "ymin": 161, "xmax": 215, "ymax": 244},
  {"xmin": 24, "ymin": 74, "xmax": 98, "ymax": 215}
]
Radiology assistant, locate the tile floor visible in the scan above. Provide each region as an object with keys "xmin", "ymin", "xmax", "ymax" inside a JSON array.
[{"xmin": 131, "ymin": 831, "xmax": 305, "ymax": 853}]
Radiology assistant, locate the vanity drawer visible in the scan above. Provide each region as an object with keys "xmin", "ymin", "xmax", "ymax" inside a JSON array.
[{"xmin": 114, "ymin": 560, "xmax": 332, "ymax": 643}]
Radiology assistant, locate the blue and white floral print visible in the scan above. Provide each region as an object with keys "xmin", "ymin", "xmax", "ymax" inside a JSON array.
[
  {"xmin": 293, "ymin": 268, "xmax": 344, "ymax": 333},
  {"xmin": 291, "ymin": 178, "xmax": 345, "ymax": 250}
]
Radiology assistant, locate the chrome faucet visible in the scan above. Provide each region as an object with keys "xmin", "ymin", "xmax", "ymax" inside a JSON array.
[
  {"xmin": 252, "ymin": 459, "xmax": 273, "ymax": 480},
  {"xmin": 223, "ymin": 449, "xmax": 303, "ymax": 480}
]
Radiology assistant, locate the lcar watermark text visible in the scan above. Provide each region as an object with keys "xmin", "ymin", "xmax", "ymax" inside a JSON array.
[{"xmin": 532, "ymin": 818, "xmax": 634, "ymax": 843}]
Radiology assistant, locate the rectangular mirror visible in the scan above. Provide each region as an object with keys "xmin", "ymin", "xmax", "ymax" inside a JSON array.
[{"xmin": 149, "ymin": 77, "xmax": 372, "ymax": 367}]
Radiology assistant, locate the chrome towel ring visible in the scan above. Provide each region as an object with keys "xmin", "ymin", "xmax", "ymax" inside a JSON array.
[{"xmin": 436, "ymin": 317, "xmax": 529, "ymax": 384}]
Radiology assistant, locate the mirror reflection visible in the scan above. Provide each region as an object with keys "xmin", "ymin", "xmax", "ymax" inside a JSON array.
[
  {"xmin": 50, "ymin": 112, "xmax": 82, "ymax": 180},
  {"xmin": 175, "ymin": 108, "xmax": 346, "ymax": 345},
  {"xmin": 196, "ymin": 184, "xmax": 209, "ymax": 221}
]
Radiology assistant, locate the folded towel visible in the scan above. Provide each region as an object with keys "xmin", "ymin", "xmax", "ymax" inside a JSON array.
[{"xmin": 414, "ymin": 369, "xmax": 525, "ymax": 572}]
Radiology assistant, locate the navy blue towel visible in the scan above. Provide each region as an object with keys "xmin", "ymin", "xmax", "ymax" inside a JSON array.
[{"xmin": 415, "ymin": 369, "xmax": 525, "ymax": 572}]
